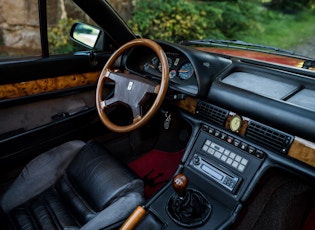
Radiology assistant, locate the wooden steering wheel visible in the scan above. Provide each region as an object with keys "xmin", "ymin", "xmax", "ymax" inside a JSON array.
[{"xmin": 96, "ymin": 38, "xmax": 169, "ymax": 133}]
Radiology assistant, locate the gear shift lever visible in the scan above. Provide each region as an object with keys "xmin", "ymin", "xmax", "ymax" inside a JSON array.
[
  {"xmin": 172, "ymin": 173, "xmax": 188, "ymax": 198},
  {"xmin": 167, "ymin": 173, "xmax": 211, "ymax": 227}
]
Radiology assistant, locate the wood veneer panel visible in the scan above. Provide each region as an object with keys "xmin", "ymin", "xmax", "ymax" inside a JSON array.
[
  {"xmin": 0, "ymin": 71, "xmax": 100, "ymax": 100},
  {"xmin": 176, "ymin": 96, "xmax": 197, "ymax": 113},
  {"xmin": 288, "ymin": 137, "xmax": 315, "ymax": 167}
]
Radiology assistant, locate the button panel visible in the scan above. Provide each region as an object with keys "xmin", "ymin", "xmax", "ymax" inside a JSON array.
[
  {"xmin": 202, "ymin": 140, "xmax": 248, "ymax": 172},
  {"xmin": 202, "ymin": 125, "xmax": 265, "ymax": 159},
  {"xmin": 188, "ymin": 125, "xmax": 265, "ymax": 195}
]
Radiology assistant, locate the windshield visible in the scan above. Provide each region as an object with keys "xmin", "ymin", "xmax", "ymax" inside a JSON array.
[{"xmin": 112, "ymin": 0, "xmax": 315, "ymax": 60}]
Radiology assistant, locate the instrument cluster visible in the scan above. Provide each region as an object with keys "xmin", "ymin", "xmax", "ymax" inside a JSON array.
[
  {"xmin": 143, "ymin": 52, "xmax": 195, "ymax": 81},
  {"xmin": 125, "ymin": 44, "xmax": 200, "ymax": 95}
]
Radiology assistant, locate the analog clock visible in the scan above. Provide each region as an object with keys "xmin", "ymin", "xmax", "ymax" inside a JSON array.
[{"xmin": 230, "ymin": 115, "xmax": 242, "ymax": 132}]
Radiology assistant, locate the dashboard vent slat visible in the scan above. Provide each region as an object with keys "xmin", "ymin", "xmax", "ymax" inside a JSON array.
[
  {"xmin": 246, "ymin": 121, "xmax": 293, "ymax": 153},
  {"xmin": 196, "ymin": 101, "xmax": 228, "ymax": 126}
]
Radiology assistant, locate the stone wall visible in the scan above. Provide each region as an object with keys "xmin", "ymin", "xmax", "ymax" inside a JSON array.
[{"xmin": 0, "ymin": 0, "xmax": 40, "ymax": 50}]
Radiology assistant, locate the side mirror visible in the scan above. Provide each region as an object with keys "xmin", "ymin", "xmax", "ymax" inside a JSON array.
[{"xmin": 70, "ymin": 22, "xmax": 101, "ymax": 49}]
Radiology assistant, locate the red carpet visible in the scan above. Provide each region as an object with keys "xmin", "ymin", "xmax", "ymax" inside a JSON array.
[
  {"xmin": 303, "ymin": 206, "xmax": 315, "ymax": 230},
  {"xmin": 129, "ymin": 149, "xmax": 184, "ymax": 199}
]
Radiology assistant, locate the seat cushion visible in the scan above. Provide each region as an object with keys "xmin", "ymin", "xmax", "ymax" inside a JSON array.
[
  {"xmin": 1, "ymin": 140, "xmax": 144, "ymax": 230},
  {"xmin": 9, "ymin": 187, "xmax": 80, "ymax": 229}
]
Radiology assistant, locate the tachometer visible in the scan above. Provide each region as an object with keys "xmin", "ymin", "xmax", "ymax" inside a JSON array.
[
  {"xmin": 158, "ymin": 57, "xmax": 172, "ymax": 72},
  {"xmin": 178, "ymin": 63, "xmax": 194, "ymax": 80},
  {"xmin": 152, "ymin": 56, "xmax": 159, "ymax": 67}
]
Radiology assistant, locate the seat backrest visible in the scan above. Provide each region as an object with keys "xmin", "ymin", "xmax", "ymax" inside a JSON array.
[
  {"xmin": 0, "ymin": 140, "xmax": 144, "ymax": 229},
  {"xmin": 56, "ymin": 141, "xmax": 144, "ymax": 226}
]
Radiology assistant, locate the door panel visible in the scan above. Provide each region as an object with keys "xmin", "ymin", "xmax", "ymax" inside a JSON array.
[{"xmin": 0, "ymin": 53, "xmax": 111, "ymax": 184}]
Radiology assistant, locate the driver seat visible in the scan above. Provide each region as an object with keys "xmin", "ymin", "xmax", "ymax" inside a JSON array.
[{"xmin": 0, "ymin": 140, "xmax": 144, "ymax": 229}]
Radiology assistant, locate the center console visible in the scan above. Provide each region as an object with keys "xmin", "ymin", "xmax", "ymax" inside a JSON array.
[{"xmin": 134, "ymin": 124, "xmax": 265, "ymax": 229}]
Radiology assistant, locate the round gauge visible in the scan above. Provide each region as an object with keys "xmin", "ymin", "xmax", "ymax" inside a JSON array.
[
  {"xmin": 178, "ymin": 63, "xmax": 194, "ymax": 80},
  {"xmin": 229, "ymin": 115, "xmax": 242, "ymax": 132},
  {"xmin": 169, "ymin": 70, "xmax": 176, "ymax": 79},
  {"xmin": 158, "ymin": 57, "xmax": 172, "ymax": 72},
  {"xmin": 143, "ymin": 62, "xmax": 150, "ymax": 71},
  {"xmin": 151, "ymin": 56, "xmax": 159, "ymax": 67}
]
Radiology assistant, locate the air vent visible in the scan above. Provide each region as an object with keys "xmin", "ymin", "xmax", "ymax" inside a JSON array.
[
  {"xmin": 246, "ymin": 121, "xmax": 293, "ymax": 154},
  {"xmin": 196, "ymin": 101, "xmax": 228, "ymax": 126}
]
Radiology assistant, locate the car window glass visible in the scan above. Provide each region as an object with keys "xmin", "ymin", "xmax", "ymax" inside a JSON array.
[
  {"xmin": 121, "ymin": 0, "xmax": 315, "ymax": 59},
  {"xmin": 0, "ymin": 0, "xmax": 41, "ymax": 59},
  {"xmin": 47, "ymin": 0, "xmax": 97, "ymax": 55}
]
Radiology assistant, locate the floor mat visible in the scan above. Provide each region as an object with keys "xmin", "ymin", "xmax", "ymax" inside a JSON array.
[{"xmin": 128, "ymin": 149, "xmax": 184, "ymax": 199}]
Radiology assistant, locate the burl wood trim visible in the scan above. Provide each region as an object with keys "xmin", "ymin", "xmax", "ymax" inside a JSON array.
[
  {"xmin": 288, "ymin": 137, "xmax": 315, "ymax": 167},
  {"xmin": 176, "ymin": 96, "xmax": 197, "ymax": 113},
  {"xmin": 0, "ymin": 71, "xmax": 101, "ymax": 100}
]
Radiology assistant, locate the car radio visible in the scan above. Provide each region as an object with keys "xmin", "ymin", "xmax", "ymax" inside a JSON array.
[{"xmin": 190, "ymin": 154, "xmax": 242, "ymax": 193}]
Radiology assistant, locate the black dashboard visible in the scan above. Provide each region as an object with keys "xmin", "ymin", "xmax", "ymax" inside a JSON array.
[
  {"xmin": 125, "ymin": 41, "xmax": 315, "ymax": 143},
  {"xmin": 124, "ymin": 41, "xmax": 315, "ymax": 229},
  {"xmin": 123, "ymin": 39, "xmax": 315, "ymax": 185},
  {"xmin": 125, "ymin": 41, "xmax": 232, "ymax": 97}
]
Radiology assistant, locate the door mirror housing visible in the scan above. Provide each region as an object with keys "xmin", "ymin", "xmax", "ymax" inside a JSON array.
[{"xmin": 70, "ymin": 23, "xmax": 102, "ymax": 49}]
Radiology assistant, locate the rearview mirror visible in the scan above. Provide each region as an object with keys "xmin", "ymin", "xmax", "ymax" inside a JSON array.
[{"xmin": 70, "ymin": 23, "xmax": 101, "ymax": 49}]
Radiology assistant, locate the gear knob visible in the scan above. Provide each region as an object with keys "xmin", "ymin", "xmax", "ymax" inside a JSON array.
[{"xmin": 172, "ymin": 173, "xmax": 188, "ymax": 198}]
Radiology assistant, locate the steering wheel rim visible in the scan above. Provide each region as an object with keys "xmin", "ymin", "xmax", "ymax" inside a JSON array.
[{"xmin": 96, "ymin": 38, "xmax": 169, "ymax": 133}]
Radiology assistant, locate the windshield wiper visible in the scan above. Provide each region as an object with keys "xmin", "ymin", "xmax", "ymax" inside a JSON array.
[{"xmin": 302, "ymin": 60, "xmax": 315, "ymax": 69}]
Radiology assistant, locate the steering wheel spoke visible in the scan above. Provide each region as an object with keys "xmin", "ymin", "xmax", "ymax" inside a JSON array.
[
  {"xmin": 100, "ymin": 100, "xmax": 107, "ymax": 110},
  {"xmin": 96, "ymin": 38, "xmax": 169, "ymax": 133}
]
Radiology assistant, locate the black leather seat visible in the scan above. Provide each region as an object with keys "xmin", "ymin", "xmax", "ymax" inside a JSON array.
[{"xmin": 0, "ymin": 140, "xmax": 144, "ymax": 229}]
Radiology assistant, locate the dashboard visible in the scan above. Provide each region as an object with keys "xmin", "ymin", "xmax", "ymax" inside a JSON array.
[
  {"xmin": 124, "ymin": 41, "xmax": 315, "ymax": 229},
  {"xmin": 125, "ymin": 42, "xmax": 232, "ymax": 96},
  {"xmin": 124, "ymin": 40, "xmax": 315, "ymax": 177}
]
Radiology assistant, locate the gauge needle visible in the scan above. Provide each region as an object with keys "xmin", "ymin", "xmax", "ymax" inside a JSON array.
[{"xmin": 179, "ymin": 70, "xmax": 189, "ymax": 72}]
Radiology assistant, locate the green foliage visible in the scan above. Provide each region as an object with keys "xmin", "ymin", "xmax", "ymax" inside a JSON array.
[
  {"xmin": 267, "ymin": 0, "xmax": 315, "ymax": 12},
  {"xmin": 128, "ymin": 0, "xmax": 224, "ymax": 42},
  {"xmin": 128, "ymin": 0, "xmax": 267, "ymax": 42},
  {"xmin": 215, "ymin": 1, "xmax": 265, "ymax": 39},
  {"xmin": 48, "ymin": 18, "xmax": 82, "ymax": 55}
]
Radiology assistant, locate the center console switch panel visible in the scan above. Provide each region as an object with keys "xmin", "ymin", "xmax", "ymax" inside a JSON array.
[{"xmin": 187, "ymin": 124, "xmax": 264, "ymax": 198}]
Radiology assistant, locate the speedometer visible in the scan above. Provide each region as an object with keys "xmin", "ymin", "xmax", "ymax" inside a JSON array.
[{"xmin": 178, "ymin": 63, "xmax": 194, "ymax": 80}]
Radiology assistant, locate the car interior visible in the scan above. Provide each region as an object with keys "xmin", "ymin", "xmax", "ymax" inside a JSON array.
[{"xmin": 0, "ymin": 0, "xmax": 315, "ymax": 229}]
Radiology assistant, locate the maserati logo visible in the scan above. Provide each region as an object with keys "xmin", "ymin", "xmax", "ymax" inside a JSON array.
[{"xmin": 127, "ymin": 81, "xmax": 134, "ymax": 91}]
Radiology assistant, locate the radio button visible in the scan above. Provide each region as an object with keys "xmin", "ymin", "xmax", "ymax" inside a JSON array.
[
  {"xmin": 214, "ymin": 151, "xmax": 222, "ymax": 159},
  {"xmin": 210, "ymin": 143, "xmax": 224, "ymax": 153},
  {"xmin": 207, "ymin": 148, "xmax": 215, "ymax": 155},
  {"xmin": 202, "ymin": 145, "xmax": 209, "ymax": 152},
  {"xmin": 229, "ymin": 152, "xmax": 236, "ymax": 159},
  {"xmin": 221, "ymin": 155, "xmax": 228, "ymax": 162},
  {"xmin": 232, "ymin": 161, "xmax": 239, "ymax": 168},
  {"xmin": 235, "ymin": 155, "xmax": 242, "ymax": 162},
  {"xmin": 223, "ymin": 149, "xmax": 230, "ymax": 156},
  {"xmin": 226, "ymin": 158, "xmax": 233, "ymax": 165},
  {"xmin": 238, "ymin": 164, "xmax": 245, "ymax": 172},
  {"xmin": 241, "ymin": 158, "xmax": 248, "ymax": 166}
]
